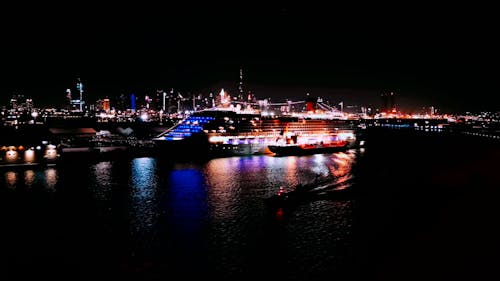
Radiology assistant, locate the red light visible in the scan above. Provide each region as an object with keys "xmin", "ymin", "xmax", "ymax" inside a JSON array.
[
  {"xmin": 277, "ymin": 187, "xmax": 285, "ymax": 196},
  {"xmin": 275, "ymin": 208, "xmax": 284, "ymax": 220}
]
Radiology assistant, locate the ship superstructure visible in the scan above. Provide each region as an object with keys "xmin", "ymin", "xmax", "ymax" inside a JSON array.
[{"xmin": 153, "ymin": 107, "xmax": 356, "ymax": 158}]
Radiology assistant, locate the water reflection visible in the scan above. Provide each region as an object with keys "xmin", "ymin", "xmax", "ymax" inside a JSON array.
[
  {"xmin": 5, "ymin": 171, "xmax": 17, "ymax": 189},
  {"xmin": 44, "ymin": 168, "xmax": 58, "ymax": 191},
  {"xmin": 204, "ymin": 158, "xmax": 245, "ymax": 220},
  {"xmin": 0, "ymin": 150, "xmax": 361, "ymax": 279},
  {"xmin": 322, "ymin": 150, "xmax": 357, "ymax": 185},
  {"xmin": 200, "ymin": 152, "xmax": 360, "ymax": 277},
  {"xmin": 166, "ymin": 167, "xmax": 207, "ymax": 233},
  {"xmin": 130, "ymin": 157, "xmax": 159, "ymax": 235},
  {"xmin": 203, "ymin": 157, "xmax": 262, "ymax": 274},
  {"xmin": 260, "ymin": 156, "xmax": 300, "ymax": 188},
  {"xmin": 24, "ymin": 170, "xmax": 36, "ymax": 187},
  {"xmin": 90, "ymin": 161, "xmax": 113, "ymax": 201},
  {"xmin": 312, "ymin": 154, "xmax": 330, "ymax": 177},
  {"xmin": 285, "ymin": 199, "xmax": 354, "ymax": 279},
  {"xmin": 2, "ymin": 169, "xmax": 58, "ymax": 190}
]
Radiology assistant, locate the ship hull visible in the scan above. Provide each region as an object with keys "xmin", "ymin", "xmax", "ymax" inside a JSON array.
[
  {"xmin": 268, "ymin": 143, "xmax": 349, "ymax": 156},
  {"xmin": 154, "ymin": 134, "xmax": 211, "ymax": 160},
  {"xmin": 208, "ymin": 143, "xmax": 272, "ymax": 157}
]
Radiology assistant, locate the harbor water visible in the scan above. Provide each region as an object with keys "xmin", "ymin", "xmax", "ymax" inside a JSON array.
[{"xmin": 1, "ymin": 131, "xmax": 499, "ymax": 280}]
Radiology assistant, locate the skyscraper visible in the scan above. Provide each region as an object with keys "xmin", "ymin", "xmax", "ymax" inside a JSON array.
[
  {"xmin": 238, "ymin": 67, "xmax": 244, "ymax": 101},
  {"xmin": 389, "ymin": 92, "xmax": 396, "ymax": 112},
  {"xmin": 130, "ymin": 93, "xmax": 136, "ymax": 111},
  {"xmin": 380, "ymin": 92, "xmax": 396, "ymax": 113},
  {"xmin": 76, "ymin": 77, "xmax": 84, "ymax": 111}
]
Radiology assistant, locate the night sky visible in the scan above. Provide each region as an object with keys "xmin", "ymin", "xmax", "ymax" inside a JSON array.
[{"xmin": 1, "ymin": 4, "xmax": 498, "ymax": 113}]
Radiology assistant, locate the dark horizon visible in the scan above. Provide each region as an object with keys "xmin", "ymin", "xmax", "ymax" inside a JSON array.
[{"xmin": 1, "ymin": 4, "xmax": 498, "ymax": 113}]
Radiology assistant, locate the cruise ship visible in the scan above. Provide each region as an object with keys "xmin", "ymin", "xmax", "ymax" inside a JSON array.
[{"xmin": 153, "ymin": 99, "xmax": 357, "ymax": 159}]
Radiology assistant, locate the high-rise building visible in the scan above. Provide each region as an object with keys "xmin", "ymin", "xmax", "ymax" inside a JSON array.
[
  {"xmin": 380, "ymin": 92, "xmax": 396, "ymax": 113},
  {"xmin": 25, "ymin": 99, "xmax": 33, "ymax": 111},
  {"xmin": 115, "ymin": 94, "xmax": 128, "ymax": 111},
  {"xmin": 238, "ymin": 67, "xmax": 244, "ymax": 101},
  {"xmin": 9, "ymin": 94, "xmax": 33, "ymax": 111},
  {"xmin": 95, "ymin": 98, "xmax": 111, "ymax": 112},
  {"xmin": 10, "ymin": 95, "xmax": 19, "ymax": 109},
  {"xmin": 389, "ymin": 92, "xmax": 395, "ymax": 112},
  {"xmin": 130, "ymin": 93, "xmax": 136, "ymax": 111},
  {"xmin": 76, "ymin": 77, "xmax": 84, "ymax": 111},
  {"xmin": 103, "ymin": 98, "xmax": 110, "ymax": 112}
]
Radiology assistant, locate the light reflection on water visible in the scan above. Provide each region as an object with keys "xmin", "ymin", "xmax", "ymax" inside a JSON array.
[
  {"xmin": 200, "ymin": 152, "xmax": 358, "ymax": 277},
  {"xmin": 1, "ymin": 150, "xmax": 359, "ymax": 278},
  {"xmin": 285, "ymin": 199, "xmax": 354, "ymax": 278},
  {"xmin": 44, "ymin": 168, "xmax": 58, "ymax": 191},
  {"xmin": 312, "ymin": 154, "xmax": 330, "ymax": 176},
  {"xmin": 2, "ymin": 169, "xmax": 59, "ymax": 190},
  {"xmin": 5, "ymin": 171, "xmax": 17, "ymax": 189},
  {"xmin": 89, "ymin": 161, "xmax": 113, "ymax": 201},
  {"xmin": 5, "ymin": 134, "xmax": 498, "ymax": 279},
  {"xmin": 24, "ymin": 170, "xmax": 36, "ymax": 187},
  {"xmin": 129, "ymin": 157, "xmax": 159, "ymax": 236},
  {"xmin": 166, "ymin": 167, "xmax": 207, "ymax": 232}
]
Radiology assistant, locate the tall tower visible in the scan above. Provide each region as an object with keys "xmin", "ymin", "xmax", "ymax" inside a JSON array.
[
  {"xmin": 130, "ymin": 93, "xmax": 136, "ymax": 111},
  {"xmin": 162, "ymin": 90, "xmax": 167, "ymax": 111},
  {"xmin": 389, "ymin": 92, "xmax": 396, "ymax": 113},
  {"xmin": 103, "ymin": 98, "xmax": 110, "ymax": 112},
  {"xmin": 76, "ymin": 77, "xmax": 84, "ymax": 111},
  {"xmin": 238, "ymin": 67, "xmax": 244, "ymax": 101}
]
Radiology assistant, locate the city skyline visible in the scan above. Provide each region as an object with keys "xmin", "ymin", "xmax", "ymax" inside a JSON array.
[{"xmin": 1, "ymin": 4, "xmax": 498, "ymax": 113}]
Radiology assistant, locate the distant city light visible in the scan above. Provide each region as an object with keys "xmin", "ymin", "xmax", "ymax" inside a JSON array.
[
  {"xmin": 44, "ymin": 145, "xmax": 58, "ymax": 160},
  {"xmin": 6, "ymin": 149, "xmax": 18, "ymax": 162}
]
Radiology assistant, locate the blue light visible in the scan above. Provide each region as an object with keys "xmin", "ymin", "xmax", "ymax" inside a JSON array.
[
  {"xmin": 130, "ymin": 93, "xmax": 136, "ymax": 110},
  {"xmin": 161, "ymin": 114, "xmax": 216, "ymax": 141},
  {"xmin": 164, "ymin": 169, "xmax": 207, "ymax": 232}
]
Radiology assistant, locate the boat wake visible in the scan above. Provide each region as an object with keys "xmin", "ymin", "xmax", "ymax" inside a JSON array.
[{"xmin": 264, "ymin": 175, "xmax": 356, "ymax": 209}]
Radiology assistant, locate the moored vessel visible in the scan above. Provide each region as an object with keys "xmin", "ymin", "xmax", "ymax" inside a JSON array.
[{"xmin": 152, "ymin": 92, "xmax": 357, "ymax": 159}]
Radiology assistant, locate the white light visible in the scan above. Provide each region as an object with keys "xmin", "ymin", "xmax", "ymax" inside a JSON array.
[
  {"xmin": 140, "ymin": 113, "xmax": 148, "ymax": 121},
  {"xmin": 209, "ymin": 136, "xmax": 224, "ymax": 143},
  {"xmin": 24, "ymin": 149, "xmax": 35, "ymax": 163},
  {"xmin": 45, "ymin": 148, "xmax": 58, "ymax": 160},
  {"xmin": 31, "ymin": 111, "xmax": 38, "ymax": 118}
]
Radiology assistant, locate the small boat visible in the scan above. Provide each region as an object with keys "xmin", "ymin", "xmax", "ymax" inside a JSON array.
[
  {"xmin": 264, "ymin": 178, "xmax": 354, "ymax": 208},
  {"xmin": 268, "ymin": 140, "xmax": 349, "ymax": 156}
]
